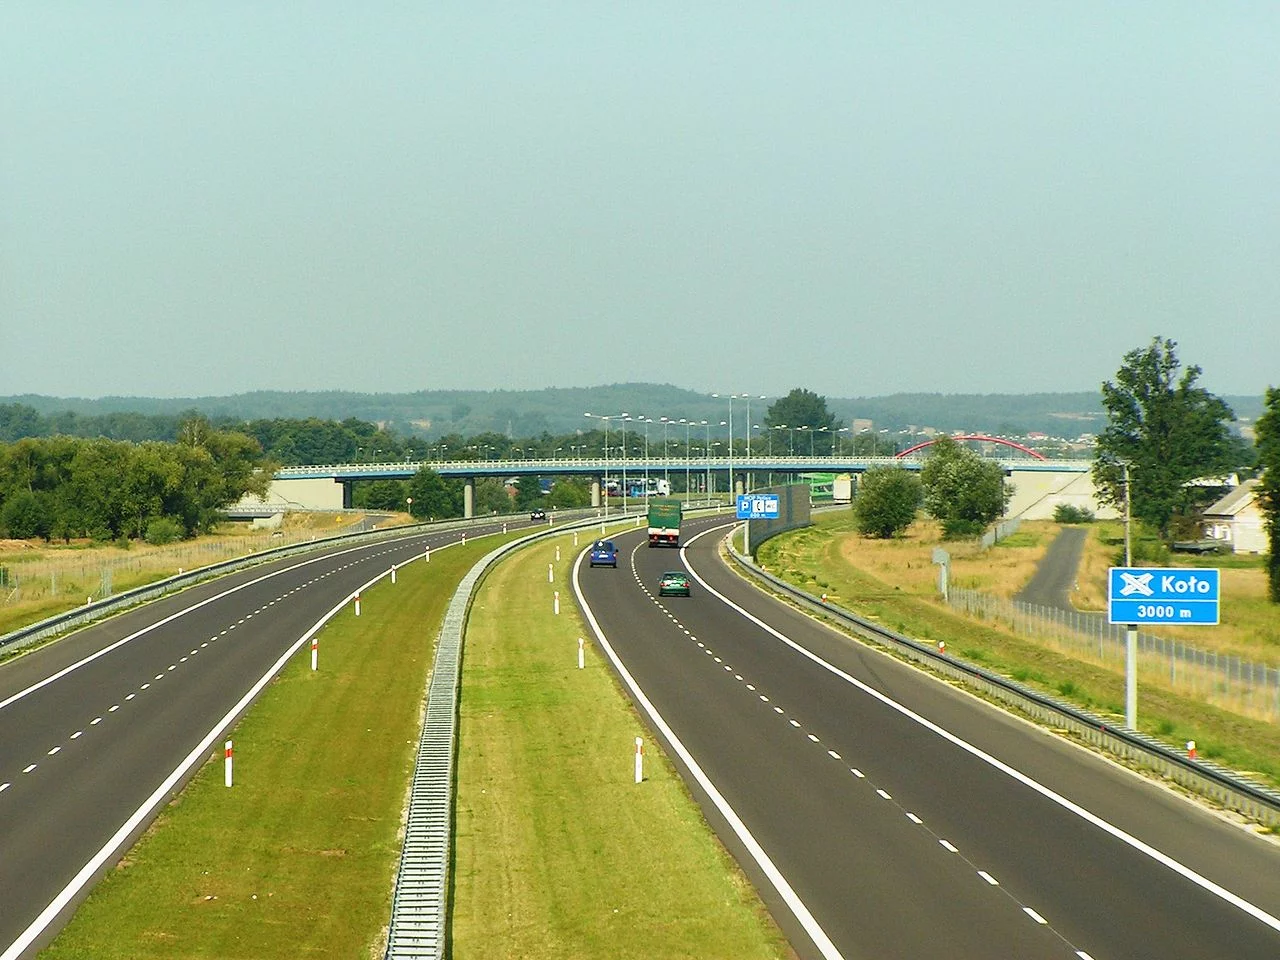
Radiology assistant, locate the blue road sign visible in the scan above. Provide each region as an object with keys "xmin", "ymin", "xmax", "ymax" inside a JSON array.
[
  {"xmin": 737, "ymin": 493, "xmax": 780, "ymax": 520},
  {"xmin": 1107, "ymin": 567, "xmax": 1220, "ymax": 625}
]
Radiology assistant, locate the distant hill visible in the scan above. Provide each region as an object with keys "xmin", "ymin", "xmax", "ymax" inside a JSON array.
[{"xmin": 1, "ymin": 386, "xmax": 1265, "ymax": 442}]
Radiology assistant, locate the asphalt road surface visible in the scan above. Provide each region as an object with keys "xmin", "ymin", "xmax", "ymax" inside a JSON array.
[
  {"xmin": 1016, "ymin": 526, "xmax": 1088, "ymax": 609},
  {"xmin": 574, "ymin": 514, "xmax": 1280, "ymax": 960},
  {"xmin": 0, "ymin": 517, "xmax": 539, "ymax": 960}
]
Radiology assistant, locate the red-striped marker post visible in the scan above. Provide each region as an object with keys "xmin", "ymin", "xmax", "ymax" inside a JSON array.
[
  {"xmin": 311, "ymin": 635, "xmax": 318, "ymax": 671},
  {"xmin": 354, "ymin": 593, "xmax": 361, "ymax": 617},
  {"xmin": 1187, "ymin": 740, "xmax": 1197, "ymax": 759},
  {"xmin": 634, "ymin": 737, "xmax": 643, "ymax": 783},
  {"xmin": 224, "ymin": 740, "xmax": 233, "ymax": 787},
  {"xmin": 461, "ymin": 532, "xmax": 467, "ymax": 545}
]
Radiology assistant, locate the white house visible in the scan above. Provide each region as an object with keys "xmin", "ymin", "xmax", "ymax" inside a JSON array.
[{"xmin": 1201, "ymin": 479, "xmax": 1268, "ymax": 554}]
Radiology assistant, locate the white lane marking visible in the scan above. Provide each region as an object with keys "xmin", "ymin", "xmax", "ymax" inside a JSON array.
[
  {"xmin": 47, "ymin": 747, "xmax": 60, "ymax": 756},
  {"xmin": 828, "ymin": 750, "xmax": 842, "ymax": 760},
  {"xmin": 746, "ymin": 683, "xmax": 756, "ymax": 690},
  {"xmin": 774, "ymin": 707, "xmax": 785, "ymax": 715},
  {"xmin": 23, "ymin": 765, "xmax": 36, "ymax": 774},
  {"xmin": 940, "ymin": 839, "xmax": 958, "ymax": 852},
  {"xmin": 90, "ymin": 718, "xmax": 101, "ymax": 725},
  {"xmin": 1024, "ymin": 907, "xmax": 1048, "ymax": 924},
  {"xmin": 70, "ymin": 732, "xmax": 82, "ymax": 740},
  {"xmin": 678, "ymin": 526, "xmax": 1280, "ymax": 936},
  {"xmin": 760, "ymin": 695, "xmax": 769, "ymax": 702},
  {"xmin": 0, "ymin": 783, "xmax": 8, "ymax": 792},
  {"xmin": 807, "ymin": 734, "xmax": 820, "ymax": 743},
  {"xmin": 140, "ymin": 684, "xmax": 150, "ymax": 690},
  {"xmin": 575, "ymin": 552, "xmax": 844, "ymax": 960},
  {"xmin": 979, "ymin": 871, "xmax": 1000, "ymax": 886},
  {"xmin": 125, "ymin": 694, "xmax": 135, "ymax": 701},
  {"xmin": 1077, "ymin": 952, "xmax": 1097, "ymax": 960},
  {"xmin": 154, "ymin": 674, "xmax": 163, "ymax": 680},
  {"xmin": 735, "ymin": 675, "xmax": 743, "ymax": 681},
  {"xmin": 0, "ymin": 565, "xmax": 384, "ymax": 960},
  {"xmin": 108, "ymin": 705, "xmax": 119, "ymax": 713},
  {"xmin": 906, "ymin": 813, "xmax": 923, "ymax": 824},
  {"xmin": 876, "ymin": 789, "xmax": 892, "ymax": 800},
  {"xmin": 852, "ymin": 769, "xmax": 865, "ymax": 778}
]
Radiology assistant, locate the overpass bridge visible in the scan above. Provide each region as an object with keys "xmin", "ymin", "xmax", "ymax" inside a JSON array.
[{"xmin": 237, "ymin": 455, "xmax": 1102, "ymax": 521}]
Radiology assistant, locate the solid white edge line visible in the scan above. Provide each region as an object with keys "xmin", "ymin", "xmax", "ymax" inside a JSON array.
[
  {"xmin": 575, "ymin": 547, "xmax": 844, "ymax": 960},
  {"xmin": 0, "ymin": 544, "xmax": 437, "ymax": 960},
  {"xmin": 680, "ymin": 523, "xmax": 1280, "ymax": 936}
]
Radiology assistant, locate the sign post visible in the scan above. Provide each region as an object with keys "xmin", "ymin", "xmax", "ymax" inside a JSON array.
[
  {"xmin": 1108, "ymin": 567, "xmax": 1220, "ymax": 729},
  {"xmin": 736, "ymin": 493, "xmax": 780, "ymax": 557}
]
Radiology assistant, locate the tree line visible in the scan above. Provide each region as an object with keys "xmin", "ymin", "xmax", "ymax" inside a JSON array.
[{"xmin": 0, "ymin": 418, "xmax": 271, "ymax": 543}]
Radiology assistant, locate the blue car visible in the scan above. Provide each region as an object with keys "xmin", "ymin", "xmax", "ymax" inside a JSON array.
[{"xmin": 589, "ymin": 539, "xmax": 618, "ymax": 568}]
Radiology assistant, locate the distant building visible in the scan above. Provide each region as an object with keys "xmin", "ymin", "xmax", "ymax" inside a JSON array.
[
  {"xmin": 851, "ymin": 418, "xmax": 874, "ymax": 434},
  {"xmin": 1201, "ymin": 479, "xmax": 1267, "ymax": 554}
]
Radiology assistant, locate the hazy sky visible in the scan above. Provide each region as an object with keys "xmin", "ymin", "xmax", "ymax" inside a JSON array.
[{"xmin": 3, "ymin": 3, "xmax": 1277, "ymax": 400}]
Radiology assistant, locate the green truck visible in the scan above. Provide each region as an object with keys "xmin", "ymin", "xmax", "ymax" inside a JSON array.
[{"xmin": 647, "ymin": 498, "xmax": 683, "ymax": 547}]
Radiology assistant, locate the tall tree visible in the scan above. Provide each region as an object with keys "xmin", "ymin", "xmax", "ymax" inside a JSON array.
[
  {"xmin": 853, "ymin": 466, "xmax": 921, "ymax": 538},
  {"xmin": 1255, "ymin": 386, "xmax": 1280, "ymax": 602},
  {"xmin": 1093, "ymin": 337, "xmax": 1236, "ymax": 539},
  {"xmin": 920, "ymin": 436, "xmax": 1013, "ymax": 538},
  {"xmin": 763, "ymin": 389, "xmax": 839, "ymax": 455}
]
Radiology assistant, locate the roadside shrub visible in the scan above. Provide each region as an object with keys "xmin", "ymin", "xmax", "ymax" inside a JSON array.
[
  {"xmin": 1053, "ymin": 504, "xmax": 1095, "ymax": 524},
  {"xmin": 144, "ymin": 517, "xmax": 184, "ymax": 545}
]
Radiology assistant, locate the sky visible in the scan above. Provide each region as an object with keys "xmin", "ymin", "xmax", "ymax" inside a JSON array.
[{"xmin": 2, "ymin": 3, "xmax": 1277, "ymax": 401}]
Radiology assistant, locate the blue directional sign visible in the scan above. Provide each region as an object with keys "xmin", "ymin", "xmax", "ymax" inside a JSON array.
[
  {"xmin": 736, "ymin": 493, "xmax": 780, "ymax": 520},
  {"xmin": 1107, "ymin": 567, "xmax": 1220, "ymax": 625}
]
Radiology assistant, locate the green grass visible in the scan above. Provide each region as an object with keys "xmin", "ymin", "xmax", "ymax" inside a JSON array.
[
  {"xmin": 450, "ymin": 535, "xmax": 789, "ymax": 960},
  {"xmin": 39, "ymin": 534, "xmax": 507, "ymax": 960},
  {"xmin": 757, "ymin": 514, "xmax": 1280, "ymax": 790},
  {"xmin": 38, "ymin": 523, "xmax": 787, "ymax": 959}
]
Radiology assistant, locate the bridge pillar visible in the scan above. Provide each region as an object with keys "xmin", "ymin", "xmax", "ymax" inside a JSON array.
[
  {"xmin": 342, "ymin": 480, "xmax": 353, "ymax": 509},
  {"xmin": 463, "ymin": 477, "xmax": 475, "ymax": 519},
  {"xmin": 590, "ymin": 477, "xmax": 601, "ymax": 508},
  {"xmin": 734, "ymin": 474, "xmax": 745, "ymax": 497}
]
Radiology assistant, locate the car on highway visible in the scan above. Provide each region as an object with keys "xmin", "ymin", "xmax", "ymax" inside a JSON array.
[
  {"xmin": 530, "ymin": 507, "xmax": 547, "ymax": 521},
  {"xmin": 657, "ymin": 570, "xmax": 691, "ymax": 597},
  {"xmin": 589, "ymin": 539, "xmax": 618, "ymax": 567}
]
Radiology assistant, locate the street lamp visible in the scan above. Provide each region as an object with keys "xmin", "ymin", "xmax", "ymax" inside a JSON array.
[
  {"xmin": 585, "ymin": 411, "xmax": 628, "ymax": 516},
  {"xmin": 798, "ymin": 425, "xmax": 811, "ymax": 457},
  {"xmin": 660, "ymin": 416, "xmax": 672, "ymax": 491}
]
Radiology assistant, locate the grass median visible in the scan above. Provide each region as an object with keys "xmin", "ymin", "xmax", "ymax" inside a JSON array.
[
  {"xmin": 450, "ymin": 530, "xmax": 791, "ymax": 959},
  {"xmin": 39, "ymin": 532, "xmax": 505, "ymax": 960}
]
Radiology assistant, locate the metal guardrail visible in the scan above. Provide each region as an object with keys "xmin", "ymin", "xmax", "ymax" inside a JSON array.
[
  {"xmin": 0, "ymin": 512, "xmax": 538, "ymax": 655},
  {"xmin": 725, "ymin": 539, "xmax": 1280, "ymax": 829},
  {"xmin": 382, "ymin": 511, "xmax": 643, "ymax": 959}
]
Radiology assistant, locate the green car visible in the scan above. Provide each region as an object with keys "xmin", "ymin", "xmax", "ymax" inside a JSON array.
[{"xmin": 657, "ymin": 571, "xmax": 691, "ymax": 597}]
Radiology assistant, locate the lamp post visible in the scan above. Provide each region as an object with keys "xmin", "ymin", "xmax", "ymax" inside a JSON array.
[
  {"xmin": 798, "ymin": 425, "xmax": 811, "ymax": 458},
  {"xmin": 641, "ymin": 417, "xmax": 652, "ymax": 498},
  {"xmin": 585, "ymin": 411, "xmax": 629, "ymax": 516},
  {"xmin": 660, "ymin": 417, "xmax": 672, "ymax": 491},
  {"xmin": 1123, "ymin": 460, "xmax": 1137, "ymax": 729},
  {"xmin": 703, "ymin": 419, "xmax": 713, "ymax": 497}
]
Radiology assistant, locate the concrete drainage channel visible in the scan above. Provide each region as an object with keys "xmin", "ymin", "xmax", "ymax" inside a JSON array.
[
  {"xmin": 725, "ymin": 538, "xmax": 1280, "ymax": 830},
  {"xmin": 382, "ymin": 513, "xmax": 642, "ymax": 960}
]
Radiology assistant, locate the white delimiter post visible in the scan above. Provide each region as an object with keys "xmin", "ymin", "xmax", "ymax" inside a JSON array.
[
  {"xmin": 424, "ymin": 544, "xmax": 430, "ymax": 562},
  {"xmin": 391, "ymin": 563, "xmax": 397, "ymax": 584},
  {"xmin": 553, "ymin": 591, "xmax": 560, "ymax": 615},
  {"xmin": 354, "ymin": 592, "xmax": 361, "ymax": 617},
  {"xmin": 578, "ymin": 637, "xmax": 585, "ymax": 670},
  {"xmin": 634, "ymin": 737, "xmax": 643, "ymax": 783},
  {"xmin": 548, "ymin": 563, "xmax": 554, "ymax": 583},
  {"xmin": 224, "ymin": 740, "xmax": 233, "ymax": 787},
  {"xmin": 311, "ymin": 635, "xmax": 318, "ymax": 671}
]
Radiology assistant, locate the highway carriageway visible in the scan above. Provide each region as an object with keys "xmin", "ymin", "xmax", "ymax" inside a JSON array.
[{"xmin": 574, "ymin": 513, "xmax": 1280, "ymax": 960}]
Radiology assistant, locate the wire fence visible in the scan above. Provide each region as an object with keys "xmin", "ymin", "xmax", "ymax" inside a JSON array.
[{"xmin": 946, "ymin": 587, "xmax": 1280, "ymax": 723}]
